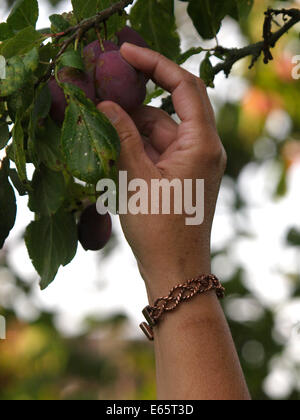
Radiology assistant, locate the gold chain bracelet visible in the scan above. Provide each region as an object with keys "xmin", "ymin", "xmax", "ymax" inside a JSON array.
[{"xmin": 140, "ymin": 274, "xmax": 225, "ymax": 341}]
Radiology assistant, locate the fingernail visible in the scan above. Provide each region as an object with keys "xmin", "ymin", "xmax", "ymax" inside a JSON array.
[
  {"xmin": 101, "ymin": 107, "xmax": 119, "ymax": 124},
  {"xmin": 121, "ymin": 42, "xmax": 139, "ymax": 50}
]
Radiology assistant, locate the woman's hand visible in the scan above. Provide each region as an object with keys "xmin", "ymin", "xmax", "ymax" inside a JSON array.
[
  {"xmin": 97, "ymin": 44, "xmax": 250, "ymax": 400},
  {"xmin": 97, "ymin": 43, "xmax": 227, "ymax": 300}
]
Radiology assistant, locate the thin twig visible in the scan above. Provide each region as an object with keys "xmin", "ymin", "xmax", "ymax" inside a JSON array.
[
  {"xmin": 162, "ymin": 8, "xmax": 300, "ymax": 114},
  {"xmin": 213, "ymin": 8, "xmax": 300, "ymax": 77},
  {"xmin": 36, "ymin": 0, "xmax": 134, "ymax": 86}
]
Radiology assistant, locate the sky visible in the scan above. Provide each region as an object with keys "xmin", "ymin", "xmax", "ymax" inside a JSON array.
[{"xmin": 1, "ymin": 0, "xmax": 300, "ymax": 398}]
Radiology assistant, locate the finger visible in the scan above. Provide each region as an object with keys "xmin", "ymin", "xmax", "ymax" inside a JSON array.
[
  {"xmin": 131, "ymin": 105, "xmax": 178, "ymax": 154},
  {"xmin": 195, "ymin": 78, "xmax": 216, "ymax": 127},
  {"xmin": 97, "ymin": 101, "xmax": 147, "ymax": 172},
  {"xmin": 120, "ymin": 44, "xmax": 212, "ymax": 126},
  {"xmin": 142, "ymin": 136, "xmax": 161, "ymax": 164}
]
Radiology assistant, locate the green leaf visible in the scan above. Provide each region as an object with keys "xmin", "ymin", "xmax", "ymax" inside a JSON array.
[
  {"xmin": 36, "ymin": 43, "xmax": 58, "ymax": 79},
  {"xmin": 25, "ymin": 210, "xmax": 78, "ymax": 289},
  {"xmin": 187, "ymin": 0, "xmax": 233, "ymax": 39},
  {"xmin": 59, "ymin": 50, "xmax": 84, "ymax": 71},
  {"xmin": 72, "ymin": 0, "xmax": 126, "ymax": 38},
  {"xmin": 29, "ymin": 166, "xmax": 66, "ymax": 216},
  {"xmin": 145, "ymin": 87, "xmax": 164, "ymax": 104},
  {"xmin": 0, "ymin": 23, "xmax": 14, "ymax": 41},
  {"xmin": 72, "ymin": 0, "xmax": 98, "ymax": 20},
  {"xmin": 9, "ymin": 168, "xmax": 27, "ymax": 196},
  {"xmin": 275, "ymin": 162, "xmax": 287, "ymax": 197},
  {"xmin": 5, "ymin": 144, "xmax": 15, "ymax": 162},
  {"xmin": 0, "ymin": 122, "xmax": 10, "ymax": 149},
  {"xmin": 286, "ymin": 228, "xmax": 300, "ymax": 247},
  {"xmin": 0, "ymin": 26, "xmax": 42, "ymax": 59},
  {"xmin": 34, "ymin": 117, "xmax": 65, "ymax": 172},
  {"xmin": 27, "ymin": 84, "xmax": 52, "ymax": 166},
  {"xmin": 200, "ymin": 54, "xmax": 215, "ymax": 87},
  {"xmin": 6, "ymin": 84, "xmax": 34, "ymax": 120},
  {"xmin": 7, "ymin": 0, "xmax": 39, "ymax": 31},
  {"xmin": 49, "ymin": 14, "xmax": 71, "ymax": 32},
  {"xmin": 130, "ymin": 0, "xmax": 180, "ymax": 60},
  {"xmin": 176, "ymin": 47, "xmax": 204, "ymax": 65},
  {"xmin": 0, "ymin": 158, "xmax": 17, "ymax": 249},
  {"xmin": 28, "ymin": 83, "xmax": 51, "ymax": 141},
  {"xmin": 22, "ymin": 47, "xmax": 39, "ymax": 73},
  {"xmin": 72, "ymin": 0, "xmax": 117, "ymax": 21},
  {"xmin": 235, "ymin": 0, "xmax": 254, "ymax": 21},
  {"xmin": 1, "ymin": 49, "xmax": 37, "ymax": 105},
  {"xmin": 0, "ymin": 56, "xmax": 26, "ymax": 97},
  {"xmin": 12, "ymin": 116, "xmax": 28, "ymax": 184},
  {"xmin": 61, "ymin": 84, "xmax": 120, "ymax": 184},
  {"xmin": 34, "ymin": 83, "xmax": 52, "ymax": 120}
]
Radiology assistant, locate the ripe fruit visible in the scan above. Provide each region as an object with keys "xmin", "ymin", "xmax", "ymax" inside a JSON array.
[
  {"xmin": 78, "ymin": 204, "xmax": 112, "ymax": 251},
  {"xmin": 117, "ymin": 26, "xmax": 150, "ymax": 82},
  {"xmin": 49, "ymin": 67, "xmax": 97, "ymax": 125},
  {"xmin": 117, "ymin": 26, "xmax": 149, "ymax": 49},
  {"xmin": 95, "ymin": 51, "xmax": 146, "ymax": 112},
  {"xmin": 83, "ymin": 40, "xmax": 119, "ymax": 75}
]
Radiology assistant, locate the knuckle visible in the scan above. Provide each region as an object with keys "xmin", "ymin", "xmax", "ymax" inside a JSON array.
[
  {"xmin": 221, "ymin": 147, "xmax": 228, "ymax": 171},
  {"xmin": 209, "ymin": 144, "xmax": 223, "ymax": 163},
  {"xmin": 199, "ymin": 138, "xmax": 226, "ymax": 169},
  {"xmin": 119, "ymin": 129, "xmax": 136, "ymax": 145},
  {"xmin": 155, "ymin": 51, "xmax": 167, "ymax": 67},
  {"xmin": 182, "ymin": 74, "xmax": 198, "ymax": 86}
]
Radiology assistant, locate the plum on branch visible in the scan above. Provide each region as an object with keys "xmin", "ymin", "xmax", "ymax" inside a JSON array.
[
  {"xmin": 117, "ymin": 26, "xmax": 149, "ymax": 49},
  {"xmin": 95, "ymin": 50, "xmax": 146, "ymax": 112},
  {"xmin": 78, "ymin": 204, "xmax": 112, "ymax": 251},
  {"xmin": 49, "ymin": 67, "xmax": 97, "ymax": 125},
  {"xmin": 83, "ymin": 40, "xmax": 119, "ymax": 76}
]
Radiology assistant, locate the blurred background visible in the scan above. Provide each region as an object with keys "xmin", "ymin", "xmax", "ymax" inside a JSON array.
[{"xmin": 0, "ymin": 0, "xmax": 300, "ymax": 400}]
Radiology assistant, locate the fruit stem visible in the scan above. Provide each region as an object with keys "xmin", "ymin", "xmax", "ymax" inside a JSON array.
[
  {"xmin": 95, "ymin": 26, "xmax": 105, "ymax": 52},
  {"xmin": 103, "ymin": 20, "xmax": 108, "ymax": 40}
]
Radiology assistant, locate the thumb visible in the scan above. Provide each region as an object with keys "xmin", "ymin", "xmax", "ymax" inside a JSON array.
[{"xmin": 97, "ymin": 101, "xmax": 146, "ymax": 171}]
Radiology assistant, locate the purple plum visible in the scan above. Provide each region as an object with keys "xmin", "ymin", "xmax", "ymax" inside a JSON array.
[
  {"xmin": 117, "ymin": 26, "xmax": 149, "ymax": 49},
  {"xmin": 83, "ymin": 40, "xmax": 119, "ymax": 75},
  {"xmin": 78, "ymin": 204, "xmax": 112, "ymax": 251},
  {"xmin": 117, "ymin": 27, "xmax": 150, "ymax": 83},
  {"xmin": 48, "ymin": 67, "xmax": 97, "ymax": 125},
  {"xmin": 95, "ymin": 51, "xmax": 146, "ymax": 112}
]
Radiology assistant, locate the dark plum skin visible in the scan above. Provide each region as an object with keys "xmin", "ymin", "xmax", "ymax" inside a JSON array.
[
  {"xmin": 78, "ymin": 204, "xmax": 112, "ymax": 251},
  {"xmin": 83, "ymin": 40, "xmax": 119, "ymax": 75},
  {"xmin": 48, "ymin": 67, "xmax": 97, "ymax": 125},
  {"xmin": 117, "ymin": 26, "xmax": 150, "ymax": 83},
  {"xmin": 117, "ymin": 26, "xmax": 149, "ymax": 49},
  {"xmin": 95, "ymin": 51, "xmax": 146, "ymax": 112}
]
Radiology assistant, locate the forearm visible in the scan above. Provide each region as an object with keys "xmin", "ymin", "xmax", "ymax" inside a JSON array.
[
  {"xmin": 145, "ymin": 267, "xmax": 251, "ymax": 401},
  {"xmin": 104, "ymin": 44, "xmax": 247, "ymax": 400}
]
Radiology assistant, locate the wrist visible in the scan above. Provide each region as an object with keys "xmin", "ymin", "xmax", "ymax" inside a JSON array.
[{"xmin": 139, "ymin": 251, "xmax": 212, "ymax": 304}]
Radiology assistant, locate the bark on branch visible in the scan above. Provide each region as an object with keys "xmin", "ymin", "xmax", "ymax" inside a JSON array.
[
  {"xmin": 38, "ymin": 0, "xmax": 134, "ymax": 84},
  {"xmin": 213, "ymin": 8, "xmax": 300, "ymax": 77},
  {"xmin": 162, "ymin": 8, "xmax": 300, "ymax": 114}
]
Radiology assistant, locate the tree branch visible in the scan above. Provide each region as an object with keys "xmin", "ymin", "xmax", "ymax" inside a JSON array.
[
  {"xmin": 162, "ymin": 8, "xmax": 300, "ymax": 114},
  {"xmin": 37, "ymin": 0, "xmax": 134, "ymax": 85},
  {"xmin": 213, "ymin": 8, "xmax": 300, "ymax": 78}
]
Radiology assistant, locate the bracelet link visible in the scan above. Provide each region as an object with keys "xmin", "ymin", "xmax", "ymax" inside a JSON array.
[
  {"xmin": 140, "ymin": 274, "xmax": 225, "ymax": 341},
  {"xmin": 142, "ymin": 305, "xmax": 156, "ymax": 327},
  {"xmin": 139, "ymin": 322, "xmax": 154, "ymax": 341}
]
